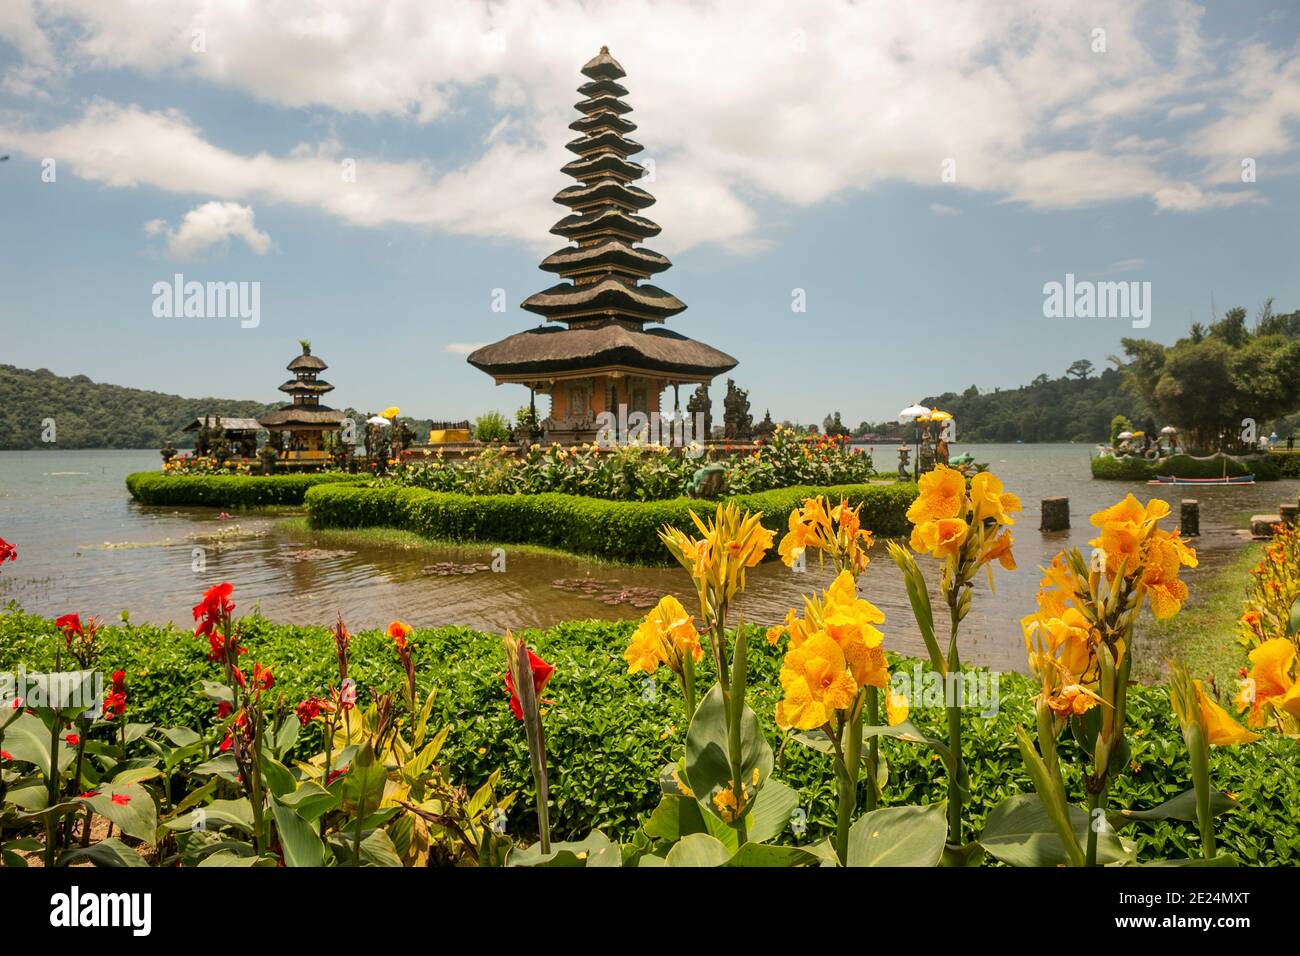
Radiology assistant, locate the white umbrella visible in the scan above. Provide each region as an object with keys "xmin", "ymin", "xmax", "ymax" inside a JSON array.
[
  {"xmin": 1117, "ymin": 431, "xmax": 1134, "ymax": 440},
  {"xmin": 1160, "ymin": 426, "xmax": 1177, "ymax": 436},
  {"xmin": 898, "ymin": 403, "xmax": 931, "ymax": 424},
  {"xmin": 367, "ymin": 416, "xmax": 393, "ymax": 427}
]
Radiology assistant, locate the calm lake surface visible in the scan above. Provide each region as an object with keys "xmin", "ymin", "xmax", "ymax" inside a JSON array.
[{"xmin": 2, "ymin": 446, "xmax": 1295, "ymax": 672}]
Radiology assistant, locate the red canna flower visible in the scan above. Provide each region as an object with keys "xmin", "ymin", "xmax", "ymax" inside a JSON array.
[
  {"xmin": 193, "ymin": 582, "xmax": 235, "ymax": 641},
  {"xmin": 251, "ymin": 662, "xmax": 274, "ymax": 692},
  {"xmin": 0, "ymin": 537, "xmax": 16, "ymax": 566},
  {"xmin": 102, "ymin": 670, "xmax": 127, "ymax": 719},
  {"xmin": 295, "ymin": 698, "xmax": 321, "ymax": 726},
  {"xmin": 0, "ymin": 750, "xmax": 12, "ymax": 761},
  {"xmin": 325, "ymin": 767, "xmax": 348, "ymax": 786},
  {"xmin": 111, "ymin": 793, "xmax": 130, "ymax": 806},
  {"xmin": 55, "ymin": 613, "xmax": 83, "ymax": 649},
  {"xmin": 505, "ymin": 648, "xmax": 554, "ymax": 721},
  {"xmin": 80, "ymin": 789, "xmax": 100, "ymax": 799},
  {"xmin": 64, "ymin": 733, "xmax": 80, "ymax": 747},
  {"xmin": 219, "ymin": 733, "xmax": 233, "ymax": 752},
  {"xmin": 216, "ymin": 700, "xmax": 232, "ymax": 719},
  {"xmin": 387, "ymin": 620, "xmax": 413, "ymax": 650}
]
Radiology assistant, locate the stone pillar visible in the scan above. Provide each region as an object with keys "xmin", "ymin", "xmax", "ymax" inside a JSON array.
[
  {"xmin": 1280, "ymin": 503, "xmax": 1298, "ymax": 527},
  {"xmin": 1040, "ymin": 497, "xmax": 1070, "ymax": 532},
  {"xmin": 1180, "ymin": 499, "xmax": 1200, "ymax": 537}
]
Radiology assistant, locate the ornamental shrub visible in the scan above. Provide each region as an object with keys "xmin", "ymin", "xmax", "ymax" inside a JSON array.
[{"xmin": 126, "ymin": 472, "xmax": 362, "ymax": 507}]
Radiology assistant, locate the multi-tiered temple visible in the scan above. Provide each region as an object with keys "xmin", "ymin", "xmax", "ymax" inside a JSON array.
[
  {"xmin": 468, "ymin": 47, "xmax": 736, "ymax": 443},
  {"xmin": 258, "ymin": 341, "xmax": 346, "ymax": 464}
]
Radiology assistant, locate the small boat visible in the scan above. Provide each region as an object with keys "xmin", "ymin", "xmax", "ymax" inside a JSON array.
[{"xmin": 1146, "ymin": 474, "xmax": 1254, "ymax": 486}]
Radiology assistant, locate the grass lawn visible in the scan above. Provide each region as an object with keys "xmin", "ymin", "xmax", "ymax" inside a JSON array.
[{"xmin": 1134, "ymin": 542, "xmax": 1257, "ymax": 684}]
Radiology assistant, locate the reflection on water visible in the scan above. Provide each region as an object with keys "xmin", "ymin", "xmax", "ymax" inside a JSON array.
[{"xmin": 2, "ymin": 447, "xmax": 1296, "ymax": 674}]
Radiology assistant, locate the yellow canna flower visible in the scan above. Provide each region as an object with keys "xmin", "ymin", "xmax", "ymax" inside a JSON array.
[
  {"xmin": 775, "ymin": 632, "xmax": 858, "ymax": 730},
  {"xmin": 979, "ymin": 529, "xmax": 1017, "ymax": 571},
  {"xmin": 624, "ymin": 594, "xmax": 703, "ymax": 676},
  {"xmin": 885, "ymin": 690, "xmax": 909, "ymax": 726},
  {"xmin": 970, "ymin": 471, "xmax": 1022, "ymax": 526},
  {"xmin": 906, "ymin": 463, "xmax": 966, "ymax": 525},
  {"xmin": 1193, "ymin": 679, "xmax": 1261, "ymax": 745},
  {"xmin": 1237, "ymin": 637, "xmax": 1296, "ymax": 726},
  {"xmin": 909, "ymin": 517, "xmax": 969, "ymax": 559}
]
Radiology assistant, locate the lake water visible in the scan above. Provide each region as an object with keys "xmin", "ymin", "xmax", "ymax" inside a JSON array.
[{"xmin": 1, "ymin": 445, "xmax": 1295, "ymax": 673}]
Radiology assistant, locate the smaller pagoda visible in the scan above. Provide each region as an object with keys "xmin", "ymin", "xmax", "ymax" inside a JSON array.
[{"xmin": 258, "ymin": 341, "xmax": 346, "ymax": 464}]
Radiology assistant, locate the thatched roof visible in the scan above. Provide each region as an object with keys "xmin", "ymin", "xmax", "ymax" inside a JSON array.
[
  {"xmin": 554, "ymin": 179, "xmax": 654, "ymax": 210},
  {"xmin": 551, "ymin": 207, "xmax": 660, "ymax": 241},
  {"xmin": 522, "ymin": 277, "xmax": 685, "ymax": 320},
  {"xmin": 540, "ymin": 239, "xmax": 670, "ymax": 276},
  {"xmin": 577, "ymin": 78, "xmax": 628, "ymax": 99},
  {"xmin": 182, "ymin": 417, "xmax": 263, "ymax": 433},
  {"xmin": 468, "ymin": 322, "xmax": 736, "ymax": 378},
  {"xmin": 569, "ymin": 111, "xmax": 637, "ymax": 135},
  {"xmin": 259, "ymin": 406, "xmax": 346, "ymax": 428},
  {"xmin": 561, "ymin": 153, "xmax": 643, "ymax": 182},
  {"xmin": 287, "ymin": 353, "xmax": 327, "ymax": 372},
  {"xmin": 566, "ymin": 130, "xmax": 643, "ymax": 157},
  {"xmin": 581, "ymin": 46, "xmax": 626, "ymax": 81},
  {"xmin": 278, "ymin": 379, "xmax": 335, "ymax": 395}
]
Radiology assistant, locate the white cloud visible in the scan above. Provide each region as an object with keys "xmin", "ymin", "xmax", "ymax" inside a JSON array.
[
  {"xmin": 1102, "ymin": 258, "xmax": 1146, "ymax": 274},
  {"xmin": 443, "ymin": 342, "xmax": 488, "ymax": 355},
  {"xmin": 144, "ymin": 200, "xmax": 273, "ymax": 258},
  {"xmin": 1, "ymin": 0, "xmax": 1293, "ymax": 250},
  {"xmin": 929, "ymin": 203, "xmax": 961, "ymax": 216}
]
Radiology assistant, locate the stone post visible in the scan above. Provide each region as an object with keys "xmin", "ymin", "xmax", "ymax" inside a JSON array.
[
  {"xmin": 1280, "ymin": 503, "xmax": 1298, "ymax": 527},
  {"xmin": 1180, "ymin": 499, "xmax": 1200, "ymax": 537},
  {"xmin": 1040, "ymin": 497, "xmax": 1069, "ymax": 532}
]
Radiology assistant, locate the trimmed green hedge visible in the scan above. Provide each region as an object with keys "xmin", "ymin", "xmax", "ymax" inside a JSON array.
[
  {"xmin": 305, "ymin": 482, "xmax": 918, "ymax": 564},
  {"xmin": 1091, "ymin": 454, "xmax": 1280, "ymax": 481},
  {"xmin": 126, "ymin": 472, "xmax": 362, "ymax": 507},
  {"xmin": 1268, "ymin": 450, "xmax": 1300, "ymax": 478},
  {"xmin": 1, "ymin": 610, "xmax": 1294, "ymax": 863}
]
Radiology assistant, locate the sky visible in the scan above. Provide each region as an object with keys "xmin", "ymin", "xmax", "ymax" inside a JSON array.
[{"xmin": 2, "ymin": 0, "xmax": 1299, "ymax": 425}]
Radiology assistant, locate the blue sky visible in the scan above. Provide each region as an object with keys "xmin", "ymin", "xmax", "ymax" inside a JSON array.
[{"xmin": 2, "ymin": 0, "xmax": 1299, "ymax": 425}]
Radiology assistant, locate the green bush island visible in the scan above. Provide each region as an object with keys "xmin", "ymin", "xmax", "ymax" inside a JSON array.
[
  {"xmin": 1, "ymin": 610, "xmax": 1293, "ymax": 864},
  {"xmin": 1091, "ymin": 453, "xmax": 1280, "ymax": 481},
  {"xmin": 126, "ymin": 472, "xmax": 362, "ymax": 507},
  {"xmin": 304, "ymin": 482, "xmax": 917, "ymax": 564}
]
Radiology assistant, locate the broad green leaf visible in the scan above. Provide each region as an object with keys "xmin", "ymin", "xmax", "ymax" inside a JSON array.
[
  {"xmin": 58, "ymin": 838, "xmax": 149, "ymax": 867},
  {"xmin": 78, "ymin": 783, "xmax": 157, "ymax": 845},
  {"xmin": 1114, "ymin": 788, "xmax": 1237, "ymax": 826},
  {"xmin": 724, "ymin": 843, "xmax": 822, "ymax": 867},
  {"xmin": 165, "ymin": 797, "xmax": 253, "ymax": 833},
  {"xmin": 160, "ymin": 726, "xmax": 201, "ymax": 748},
  {"xmin": 273, "ymin": 718, "xmax": 300, "ymax": 758},
  {"xmin": 271, "ymin": 801, "xmax": 325, "ymax": 867},
  {"xmin": 357, "ymin": 828, "xmax": 404, "ymax": 867},
  {"xmin": 341, "ymin": 743, "xmax": 387, "ymax": 816},
  {"xmin": 847, "ymin": 802, "xmax": 947, "ymax": 867},
  {"xmin": 259, "ymin": 754, "xmax": 297, "ymax": 798},
  {"xmin": 111, "ymin": 766, "xmax": 163, "ymax": 786},
  {"xmin": 980, "ymin": 793, "xmax": 1131, "ymax": 867},
  {"xmin": 684, "ymin": 684, "xmax": 773, "ymax": 825},
  {"xmin": 279, "ymin": 781, "xmax": 339, "ymax": 823},
  {"xmin": 665, "ymin": 833, "xmax": 731, "ymax": 867},
  {"xmin": 744, "ymin": 778, "xmax": 799, "ymax": 844},
  {"xmin": 508, "ymin": 829, "xmax": 622, "ymax": 868}
]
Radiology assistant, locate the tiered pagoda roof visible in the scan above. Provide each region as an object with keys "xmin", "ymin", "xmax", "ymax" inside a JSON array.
[
  {"xmin": 468, "ymin": 48, "xmax": 736, "ymax": 382},
  {"xmin": 259, "ymin": 343, "xmax": 346, "ymax": 429}
]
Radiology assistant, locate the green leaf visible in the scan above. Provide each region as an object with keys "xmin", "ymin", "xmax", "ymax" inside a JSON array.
[
  {"xmin": 78, "ymin": 783, "xmax": 157, "ymax": 845},
  {"xmin": 279, "ymin": 781, "xmax": 339, "ymax": 823},
  {"xmin": 665, "ymin": 833, "xmax": 731, "ymax": 867},
  {"xmin": 165, "ymin": 797, "xmax": 254, "ymax": 833},
  {"xmin": 846, "ymin": 802, "xmax": 948, "ymax": 867},
  {"xmin": 111, "ymin": 766, "xmax": 163, "ymax": 786},
  {"xmin": 273, "ymin": 718, "xmax": 300, "ymax": 758},
  {"xmin": 684, "ymin": 684, "xmax": 773, "ymax": 825},
  {"xmin": 160, "ymin": 726, "xmax": 201, "ymax": 748},
  {"xmin": 724, "ymin": 843, "xmax": 823, "ymax": 867},
  {"xmin": 887, "ymin": 541, "xmax": 944, "ymax": 673},
  {"xmin": 356, "ymin": 828, "xmax": 405, "ymax": 867},
  {"xmin": 341, "ymin": 743, "xmax": 387, "ymax": 816},
  {"xmin": 743, "ymin": 778, "xmax": 799, "ymax": 844},
  {"xmin": 980, "ymin": 793, "xmax": 1131, "ymax": 867},
  {"xmin": 508, "ymin": 830, "xmax": 622, "ymax": 867},
  {"xmin": 1114, "ymin": 788, "xmax": 1238, "ymax": 826},
  {"xmin": 1, "ymin": 712, "xmax": 68, "ymax": 772},
  {"xmin": 58, "ymin": 838, "xmax": 149, "ymax": 867},
  {"xmin": 259, "ymin": 754, "xmax": 297, "ymax": 798},
  {"xmin": 271, "ymin": 800, "xmax": 325, "ymax": 868}
]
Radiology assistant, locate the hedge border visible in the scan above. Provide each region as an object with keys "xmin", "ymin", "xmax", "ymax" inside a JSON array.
[
  {"xmin": 126, "ymin": 472, "xmax": 363, "ymax": 507},
  {"xmin": 1091, "ymin": 454, "xmax": 1281, "ymax": 482},
  {"xmin": 304, "ymin": 482, "xmax": 918, "ymax": 564}
]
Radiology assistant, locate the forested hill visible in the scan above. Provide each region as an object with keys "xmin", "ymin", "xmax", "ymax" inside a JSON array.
[
  {"xmin": 0, "ymin": 365, "xmax": 278, "ymax": 450},
  {"xmin": 919, "ymin": 365, "xmax": 1148, "ymax": 443}
]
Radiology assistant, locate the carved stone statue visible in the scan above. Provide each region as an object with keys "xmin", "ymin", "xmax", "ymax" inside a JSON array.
[
  {"xmin": 689, "ymin": 464, "xmax": 727, "ymax": 499},
  {"xmin": 687, "ymin": 385, "xmax": 712, "ymax": 439},
  {"xmin": 722, "ymin": 379, "xmax": 753, "ymax": 441},
  {"xmin": 754, "ymin": 409, "xmax": 775, "ymax": 441}
]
